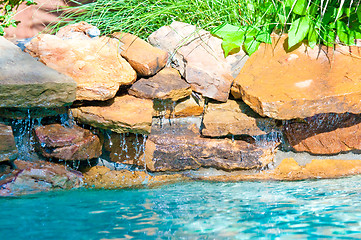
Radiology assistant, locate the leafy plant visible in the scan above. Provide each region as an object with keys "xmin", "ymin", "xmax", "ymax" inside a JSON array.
[
  {"xmin": 213, "ymin": 0, "xmax": 361, "ymax": 56},
  {"xmin": 0, "ymin": 0, "xmax": 36, "ymax": 36}
]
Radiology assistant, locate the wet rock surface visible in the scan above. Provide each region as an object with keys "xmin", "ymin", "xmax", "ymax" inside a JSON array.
[
  {"xmin": 72, "ymin": 95, "xmax": 153, "ymax": 134},
  {"xmin": 202, "ymin": 100, "xmax": 278, "ymax": 137},
  {"xmin": 113, "ymin": 32, "xmax": 168, "ymax": 76},
  {"xmin": 0, "ymin": 123, "xmax": 17, "ymax": 162},
  {"xmin": 149, "ymin": 21, "xmax": 242, "ymax": 102},
  {"xmin": 25, "ymin": 33, "xmax": 137, "ymax": 101},
  {"xmin": 129, "ymin": 67, "xmax": 191, "ymax": 101},
  {"xmin": 0, "ymin": 36, "xmax": 76, "ymax": 108},
  {"xmin": 153, "ymin": 94, "xmax": 205, "ymax": 118},
  {"xmin": 232, "ymin": 34, "xmax": 361, "ymax": 119},
  {"xmin": 284, "ymin": 113, "xmax": 361, "ymax": 155},
  {"xmin": 84, "ymin": 166, "xmax": 188, "ymax": 189},
  {"xmin": 34, "ymin": 124, "xmax": 102, "ymax": 161},
  {"xmin": 142, "ymin": 120, "xmax": 278, "ymax": 172},
  {"xmin": 0, "ymin": 160, "xmax": 83, "ymax": 196},
  {"xmin": 200, "ymin": 158, "xmax": 361, "ymax": 181}
]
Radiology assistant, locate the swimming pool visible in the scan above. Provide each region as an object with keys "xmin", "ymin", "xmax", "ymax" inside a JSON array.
[{"xmin": 1, "ymin": 177, "xmax": 361, "ymax": 239}]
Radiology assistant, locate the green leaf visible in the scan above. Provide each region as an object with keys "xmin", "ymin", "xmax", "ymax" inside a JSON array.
[
  {"xmin": 322, "ymin": 30, "xmax": 336, "ymax": 46},
  {"xmin": 307, "ymin": 28, "xmax": 318, "ymax": 48},
  {"xmin": 255, "ymin": 31, "xmax": 272, "ymax": 44},
  {"xmin": 286, "ymin": 0, "xmax": 308, "ymax": 15},
  {"xmin": 336, "ymin": 21, "xmax": 355, "ymax": 45},
  {"xmin": 357, "ymin": 5, "xmax": 361, "ymax": 22},
  {"xmin": 288, "ymin": 16, "xmax": 311, "ymax": 48},
  {"xmin": 244, "ymin": 36, "xmax": 260, "ymax": 55},
  {"xmin": 221, "ymin": 41, "xmax": 240, "ymax": 57},
  {"xmin": 278, "ymin": 13, "xmax": 287, "ymax": 25},
  {"xmin": 212, "ymin": 24, "xmax": 245, "ymax": 46}
]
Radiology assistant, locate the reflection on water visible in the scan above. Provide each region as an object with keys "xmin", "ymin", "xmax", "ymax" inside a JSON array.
[{"xmin": 1, "ymin": 177, "xmax": 361, "ymax": 239}]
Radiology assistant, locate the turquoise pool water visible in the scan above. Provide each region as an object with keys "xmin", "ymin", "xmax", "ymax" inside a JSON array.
[{"xmin": 1, "ymin": 177, "xmax": 361, "ymax": 239}]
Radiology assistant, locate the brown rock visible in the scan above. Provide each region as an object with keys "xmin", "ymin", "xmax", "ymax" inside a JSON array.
[
  {"xmin": 232, "ymin": 34, "xmax": 361, "ymax": 119},
  {"xmin": 284, "ymin": 113, "xmax": 361, "ymax": 155},
  {"xmin": 0, "ymin": 123, "xmax": 17, "ymax": 162},
  {"xmin": 0, "ymin": 37, "xmax": 76, "ymax": 109},
  {"xmin": 141, "ymin": 132, "xmax": 278, "ymax": 172},
  {"xmin": 202, "ymin": 100, "xmax": 278, "ymax": 137},
  {"xmin": 129, "ymin": 67, "xmax": 191, "ymax": 101},
  {"xmin": 84, "ymin": 166, "xmax": 188, "ymax": 189},
  {"xmin": 200, "ymin": 158, "xmax": 361, "ymax": 181},
  {"xmin": 112, "ymin": 32, "xmax": 168, "ymax": 76},
  {"xmin": 103, "ymin": 132, "xmax": 147, "ymax": 165},
  {"xmin": 0, "ymin": 160, "xmax": 83, "ymax": 196},
  {"xmin": 71, "ymin": 95, "xmax": 153, "ymax": 134},
  {"xmin": 153, "ymin": 94, "xmax": 205, "ymax": 118},
  {"xmin": 25, "ymin": 34, "xmax": 137, "ymax": 101},
  {"xmin": 34, "ymin": 124, "xmax": 102, "ymax": 161},
  {"xmin": 148, "ymin": 21, "xmax": 238, "ymax": 102}
]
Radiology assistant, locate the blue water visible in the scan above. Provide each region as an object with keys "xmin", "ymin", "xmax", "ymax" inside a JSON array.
[{"xmin": 1, "ymin": 177, "xmax": 361, "ymax": 240}]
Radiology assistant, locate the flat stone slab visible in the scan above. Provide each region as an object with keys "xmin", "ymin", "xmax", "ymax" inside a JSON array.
[
  {"xmin": 284, "ymin": 113, "xmax": 361, "ymax": 155},
  {"xmin": 25, "ymin": 34, "xmax": 136, "ymax": 101},
  {"xmin": 113, "ymin": 32, "xmax": 168, "ymax": 76},
  {"xmin": 202, "ymin": 100, "xmax": 278, "ymax": 137},
  {"xmin": 200, "ymin": 158, "xmax": 361, "ymax": 181},
  {"xmin": 129, "ymin": 67, "xmax": 191, "ymax": 101},
  {"xmin": 142, "ymin": 133, "xmax": 277, "ymax": 172},
  {"xmin": 0, "ymin": 36, "xmax": 76, "ymax": 108},
  {"xmin": 232, "ymin": 34, "xmax": 361, "ymax": 119},
  {"xmin": 149, "ymin": 21, "xmax": 248, "ymax": 102},
  {"xmin": 71, "ymin": 95, "xmax": 153, "ymax": 134}
]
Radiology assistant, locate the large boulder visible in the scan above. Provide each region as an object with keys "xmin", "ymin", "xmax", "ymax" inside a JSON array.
[
  {"xmin": 25, "ymin": 34, "xmax": 137, "ymax": 101},
  {"xmin": 0, "ymin": 160, "xmax": 83, "ymax": 196},
  {"xmin": 232, "ymin": 34, "xmax": 361, "ymax": 119},
  {"xmin": 0, "ymin": 123, "xmax": 17, "ymax": 162},
  {"xmin": 148, "ymin": 21, "xmax": 248, "ymax": 102},
  {"xmin": 284, "ymin": 113, "xmax": 361, "ymax": 155},
  {"xmin": 202, "ymin": 100, "xmax": 278, "ymax": 137},
  {"xmin": 113, "ymin": 32, "xmax": 168, "ymax": 76},
  {"xmin": 72, "ymin": 95, "xmax": 154, "ymax": 134},
  {"xmin": 0, "ymin": 37, "xmax": 76, "ymax": 108},
  {"xmin": 34, "ymin": 124, "xmax": 102, "ymax": 161},
  {"xmin": 129, "ymin": 67, "xmax": 191, "ymax": 101}
]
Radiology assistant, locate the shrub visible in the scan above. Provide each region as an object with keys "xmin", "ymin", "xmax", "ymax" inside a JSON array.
[{"xmin": 0, "ymin": 0, "xmax": 36, "ymax": 36}]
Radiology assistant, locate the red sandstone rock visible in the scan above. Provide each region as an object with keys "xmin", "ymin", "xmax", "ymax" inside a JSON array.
[
  {"xmin": 71, "ymin": 95, "xmax": 154, "ymax": 134},
  {"xmin": 202, "ymin": 100, "xmax": 278, "ymax": 137},
  {"xmin": 113, "ymin": 32, "xmax": 168, "ymax": 76},
  {"xmin": 0, "ymin": 159, "xmax": 83, "ymax": 196},
  {"xmin": 0, "ymin": 123, "xmax": 17, "ymax": 162},
  {"xmin": 283, "ymin": 113, "xmax": 361, "ymax": 155},
  {"xmin": 25, "ymin": 34, "xmax": 136, "ymax": 101},
  {"xmin": 34, "ymin": 124, "xmax": 102, "ymax": 161},
  {"xmin": 129, "ymin": 67, "xmax": 191, "ymax": 101},
  {"xmin": 232, "ymin": 34, "xmax": 361, "ymax": 119},
  {"xmin": 141, "ymin": 132, "xmax": 278, "ymax": 172},
  {"xmin": 148, "ymin": 21, "xmax": 238, "ymax": 102}
]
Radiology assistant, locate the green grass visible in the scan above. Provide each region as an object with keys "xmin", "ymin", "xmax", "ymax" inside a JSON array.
[
  {"xmin": 52, "ymin": 0, "xmax": 257, "ymax": 39},
  {"xmin": 53, "ymin": 0, "xmax": 361, "ymax": 56}
]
